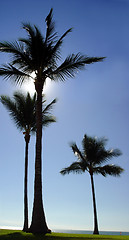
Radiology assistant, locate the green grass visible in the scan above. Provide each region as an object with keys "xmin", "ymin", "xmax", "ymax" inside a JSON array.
[{"xmin": 0, "ymin": 230, "xmax": 129, "ymax": 240}]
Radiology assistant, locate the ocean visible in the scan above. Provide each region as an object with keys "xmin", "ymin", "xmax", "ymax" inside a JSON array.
[
  {"xmin": 54, "ymin": 229, "xmax": 129, "ymax": 236},
  {"xmin": 1, "ymin": 226, "xmax": 129, "ymax": 236}
]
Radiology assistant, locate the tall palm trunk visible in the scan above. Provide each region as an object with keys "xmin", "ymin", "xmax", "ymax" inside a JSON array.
[
  {"xmin": 29, "ymin": 82, "xmax": 49, "ymax": 234},
  {"xmin": 90, "ymin": 173, "xmax": 99, "ymax": 235},
  {"xmin": 23, "ymin": 132, "xmax": 30, "ymax": 232}
]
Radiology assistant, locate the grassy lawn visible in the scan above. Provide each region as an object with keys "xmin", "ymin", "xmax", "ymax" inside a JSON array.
[{"xmin": 0, "ymin": 230, "xmax": 129, "ymax": 240}]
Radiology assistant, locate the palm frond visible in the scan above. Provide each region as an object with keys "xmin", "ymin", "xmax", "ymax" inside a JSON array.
[
  {"xmin": 45, "ymin": 8, "xmax": 57, "ymax": 45},
  {"xmin": 0, "ymin": 41, "xmax": 19, "ymax": 53},
  {"xmin": 0, "ymin": 41, "xmax": 33, "ymax": 72},
  {"xmin": 21, "ymin": 23, "xmax": 48, "ymax": 70},
  {"xmin": 0, "ymin": 91, "xmax": 37, "ymax": 132},
  {"xmin": 42, "ymin": 115, "xmax": 56, "ymax": 128},
  {"xmin": 70, "ymin": 142, "xmax": 85, "ymax": 161},
  {"xmin": 0, "ymin": 95, "xmax": 25, "ymax": 131},
  {"xmin": 93, "ymin": 148, "xmax": 122, "ymax": 165},
  {"xmin": 0, "ymin": 64, "xmax": 30, "ymax": 85},
  {"xmin": 60, "ymin": 162, "xmax": 83, "ymax": 175},
  {"xmin": 82, "ymin": 134, "xmax": 107, "ymax": 154},
  {"xmin": 93, "ymin": 164, "xmax": 124, "ymax": 177},
  {"xmin": 31, "ymin": 94, "xmax": 56, "ymax": 132},
  {"xmin": 42, "ymin": 98, "xmax": 57, "ymax": 115},
  {"xmin": 50, "ymin": 54, "xmax": 105, "ymax": 81},
  {"xmin": 49, "ymin": 28, "xmax": 72, "ymax": 61},
  {"xmin": 82, "ymin": 134, "xmax": 122, "ymax": 165},
  {"xmin": 106, "ymin": 148, "xmax": 122, "ymax": 158},
  {"xmin": 22, "ymin": 23, "xmax": 36, "ymax": 38}
]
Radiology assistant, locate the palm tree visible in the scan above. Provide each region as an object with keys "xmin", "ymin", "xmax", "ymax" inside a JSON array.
[
  {"xmin": 60, "ymin": 134, "xmax": 124, "ymax": 235},
  {"xmin": 0, "ymin": 9, "xmax": 104, "ymax": 233},
  {"xmin": 0, "ymin": 91, "xmax": 56, "ymax": 232}
]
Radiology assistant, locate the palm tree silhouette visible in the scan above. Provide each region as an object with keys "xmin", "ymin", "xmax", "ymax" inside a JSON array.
[
  {"xmin": 60, "ymin": 134, "xmax": 124, "ymax": 235},
  {"xmin": 0, "ymin": 8, "xmax": 104, "ymax": 233},
  {"xmin": 0, "ymin": 91, "xmax": 56, "ymax": 232}
]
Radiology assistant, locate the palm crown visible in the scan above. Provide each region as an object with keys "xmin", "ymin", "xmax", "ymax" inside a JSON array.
[
  {"xmin": 0, "ymin": 92, "xmax": 56, "ymax": 134},
  {"xmin": 0, "ymin": 8, "xmax": 104, "ymax": 87},
  {"xmin": 61, "ymin": 134, "xmax": 123, "ymax": 176}
]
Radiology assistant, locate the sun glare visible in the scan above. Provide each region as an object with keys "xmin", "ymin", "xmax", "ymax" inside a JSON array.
[
  {"xmin": 22, "ymin": 80, "xmax": 35, "ymax": 95},
  {"xmin": 21, "ymin": 74, "xmax": 52, "ymax": 95},
  {"xmin": 44, "ymin": 77, "xmax": 52, "ymax": 93},
  {"xmin": 21, "ymin": 72, "xmax": 36, "ymax": 95}
]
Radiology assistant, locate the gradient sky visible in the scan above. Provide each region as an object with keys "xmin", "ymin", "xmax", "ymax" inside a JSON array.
[{"xmin": 0, "ymin": 0, "xmax": 129, "ymax": 233}]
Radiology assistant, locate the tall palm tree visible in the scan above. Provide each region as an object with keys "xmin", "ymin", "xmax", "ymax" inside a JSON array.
[
  {"xmin": 0, "ymin": 91, "xmax": 56, "ymax": 232},
  {"xmin": 0, "ymin": 9, "xmax": 104, "ymax": 233},
  {"xmin": 60, "ymin": 134, "xmax": 124, "ymax": 235}
]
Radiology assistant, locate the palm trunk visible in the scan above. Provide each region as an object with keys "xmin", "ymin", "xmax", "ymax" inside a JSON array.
[
  {"xmin": 23, "ymin": 132, "xmax": 30, "ymax": 232},
  {"xmin": 29, "ymin": 82, "xmax": 50, "ymax": 234},
  {"xmin": 90, "ymin": 173, "xmax": 99, "ymax": 235}
]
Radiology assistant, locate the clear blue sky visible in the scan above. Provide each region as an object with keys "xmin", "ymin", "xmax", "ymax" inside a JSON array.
[{"xmin": 0, "ymin": 0, "xmax": 129, "ymax": 233}]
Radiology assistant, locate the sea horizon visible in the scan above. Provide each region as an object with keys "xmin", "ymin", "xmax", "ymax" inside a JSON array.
[
  {"xmin": 0, "ymin": 226, "xmax": 129, "ymax": 236},
  {"xmin": 54, "ymin": 229, "xmax": 129, "ymax": 236}
]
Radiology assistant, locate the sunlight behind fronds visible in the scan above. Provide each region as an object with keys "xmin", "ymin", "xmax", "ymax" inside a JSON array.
[{"xmin": 21, "ymin": 72, "xmax": 52, "ymax": 95}]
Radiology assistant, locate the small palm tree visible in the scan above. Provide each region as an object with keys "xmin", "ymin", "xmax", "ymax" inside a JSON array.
[
  {"xmin": 60, "ymin": 134, "xmax": 124, "ymax": 235},
  {"xmin": 0, "ymin": 91, "xmax": 56, "ymax": 232},
  {"xmin": 0, "ymin": 8, "xmax": 104, "ymax": 233}
]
